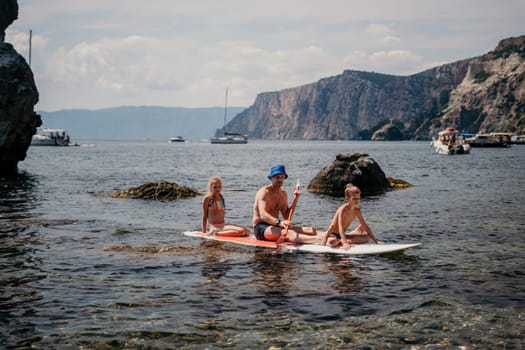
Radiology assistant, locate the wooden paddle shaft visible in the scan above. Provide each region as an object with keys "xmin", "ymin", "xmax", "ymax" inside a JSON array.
[{"xmin": 277, "ymin": 180, "xmax": 300, "ymax": 244}]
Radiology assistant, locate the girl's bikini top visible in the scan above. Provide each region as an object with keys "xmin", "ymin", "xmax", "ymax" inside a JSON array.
[{"xmin": 208, "ymin": 195, "xmax": 225, "ymax": 211}]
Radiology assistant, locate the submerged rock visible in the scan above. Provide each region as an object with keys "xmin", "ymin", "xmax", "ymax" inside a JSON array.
[
  {"xmin": 106, "ymin": 181, "xmax": 201, "ymax": 200},
  {"xmin": 307, "ymin": 152, "xmax": 392, "ymax": 196},
  {"xmin": 387, "ymin": 176, "xmax": 413, "ymax": 189}
]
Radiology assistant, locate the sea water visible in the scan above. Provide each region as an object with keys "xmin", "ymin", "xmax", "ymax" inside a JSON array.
[{"xmin": 1, "ymin": 140, "xmax": 524, "ymax": 348}]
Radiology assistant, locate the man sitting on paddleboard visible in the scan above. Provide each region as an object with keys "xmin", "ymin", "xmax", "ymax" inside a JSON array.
[
  {"xmin": 252, "ymin": 164, "xmax": 318, "ymax": 243},
  {"xmin": 320, "ymin": 184, "xmax": 381, "ymax": 249}
]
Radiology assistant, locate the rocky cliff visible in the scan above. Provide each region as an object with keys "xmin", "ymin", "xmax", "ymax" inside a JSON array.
[
  {"xmin": 435, "ymin": 36, "xmax": 525, "ymax": 135},
  {"xmin": 0, "ymin": 0, "xmax": 18, "ymax": 42},
  {"xmin": 225, "ymin": 36, "xmax": 525, "ymax": 140},
  {"xmin": 0, "ymin": 0, "xmax": 41, "ymax": 175}
]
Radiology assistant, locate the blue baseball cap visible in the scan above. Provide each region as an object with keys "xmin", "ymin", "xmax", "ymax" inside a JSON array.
[{"xmin": 268, "ymin": 164, "xmax": 288, "ymax": 179}]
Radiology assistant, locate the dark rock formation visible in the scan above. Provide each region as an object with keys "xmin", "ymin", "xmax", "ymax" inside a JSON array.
[
  {"xmin": 307, "ymin": 153, "xmax": 392, "ymax": 197},
  {"xmin": 224, "ymin": 35, "xmax": 524, "ymax": 140},
  {"xmin": 371, "ymin": 123, "xmax": 404, "ymax": 140},
  {"xmin": 0, "ymin": 0, "xmax": 41, "ymax": 175},
  {"xmin": 105, "ymin": 181, "xmax": 201, "ymax": 200},
  {"xmin": 1, "ymin": 0, "xmax": 18, "ymax": 42},
  {"xmin": 0, "ymin": 42, "xmax": 41, "ymax": 175}
]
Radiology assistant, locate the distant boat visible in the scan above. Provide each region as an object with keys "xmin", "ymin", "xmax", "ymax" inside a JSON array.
[
  {"xmin": 430, "ymin": 128, "xmax": 471, "ymax": 155},
  {"xmin": 210, "ymin": 132, "xmax": 248, "ymax": 144},
  {"xmin": 169, "ymin": 136, "xmax": 186, "ymax": 143},
  {"xmin": 510, "ymin": 135, "xmax": 525, "ymax": 144},
  {"xmin": 210, "ymin": 88, "xmax": 248, "ymax": 144},
  {"xmin": 464, "ymin": 133, "xmax": 511, "ymax": 148},
  {"xmin": 31, "ymin": 127, "xmax": 70, "ymax": 146}
]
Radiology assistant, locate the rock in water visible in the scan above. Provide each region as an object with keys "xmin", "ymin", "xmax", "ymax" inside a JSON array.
[
  {"xmin": 307, "ymin": 152, "xmax": 392, "ymax": 196},
  {"xmin": 106, "ymin": 181, "xmax": 201, "ymax": 200}
]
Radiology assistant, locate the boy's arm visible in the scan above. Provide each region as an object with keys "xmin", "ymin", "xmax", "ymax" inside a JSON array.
[
  {"xmin": 337, "ymin": 209, "xmax": 352, "ymax": 249},
  {"xmin": 356, "ymin": 209, "xmax": 379, "ymax": 243},
  {"xmin": 321, "ymin": 209, "xmax": 339, "ymax": 245},
  {"xmin": 320, "ymin": 230, "xmax": 331, "ymax": 245}
]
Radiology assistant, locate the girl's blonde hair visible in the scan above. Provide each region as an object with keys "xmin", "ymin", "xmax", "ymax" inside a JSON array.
[
  {"xmin": 344, "ymin": 184, "xmax": 361, "ymax": 201},
  {"xmin": 207, "ymin": 176, "xmax": 222, "ymax": 196}
]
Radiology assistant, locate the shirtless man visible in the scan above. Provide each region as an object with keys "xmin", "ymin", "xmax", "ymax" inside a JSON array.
[
  {"xmin": 320, "ymin": 184, "xmax": 380, "ymax": 249},
  {"xmin": 252, "ymin": 164, "xmax": 317, "ymax": 243}
]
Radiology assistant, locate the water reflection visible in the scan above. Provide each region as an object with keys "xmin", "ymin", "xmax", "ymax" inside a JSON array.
[
  {"xmin": 0, "ymin": 172, "xmax": 44, "ymax": 348},
  {"xmin": 251, "ymin": 250, "xmax": 299, "ymax": 308},
  {"xmin": 322, "ymin": 255, "xmax": 364, "ymax": 295},
  {"xmin": 0, "ymin": 172, "xmax": 39, "ymax": 226},
  {"xmin": 200, "ymin": 241, "xmax": 232, "ymax": 280}
]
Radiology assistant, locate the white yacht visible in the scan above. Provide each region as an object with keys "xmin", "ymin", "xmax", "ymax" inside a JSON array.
[
  {"xmin": 210, "ymin": 132, "xmax": 248, "ymax": 144},
  {"xmin": 430, "ymin": 128, "xmax": 471, "ymax": 155},
  {"xmin": 169, "ymin": 136, "xmax": 186, "ymax": 143},
  {"xmin": 210, "ymin": 88, "xmax": 248, "ymax": 144},
  {"xmin": 465, "ymin": 133, "xmax": 511, "ymax": 148},
  {"xmin": 511, "ymin": 135, "xmax": 525, "ymax": 144},
  {"xmin": 31, "ymin": 128, "xmax": 70, "ymax": 146}
]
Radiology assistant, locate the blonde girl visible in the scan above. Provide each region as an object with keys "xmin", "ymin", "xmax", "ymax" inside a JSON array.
[{"xmin": 202, "ymin": 176, "xmax": 249, "ymax": 237}]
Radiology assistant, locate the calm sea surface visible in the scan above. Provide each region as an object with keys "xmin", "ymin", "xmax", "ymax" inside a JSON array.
[{"xmin": 1, "ymin": 140, "xmax": 524, "ymax": 349}]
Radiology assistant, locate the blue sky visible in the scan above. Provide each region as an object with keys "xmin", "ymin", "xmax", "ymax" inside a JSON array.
[{"xmin": 6, "ymin": 0, "xmax": 525, "ymax": 111}]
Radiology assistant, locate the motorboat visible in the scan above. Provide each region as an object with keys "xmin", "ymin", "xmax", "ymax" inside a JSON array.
[
  {"xmin": 430, "ymin": 128, "xmax": 471, "ymax": 155},
  {"xmin": 510, "ymin": 135, "xmax": 525, "ymax": 144},
  {"xmin": 31, "ymin": 128, "xmax": 70, "ymax": 146},
  {"xmin": 464, "ymin": 133, "xmax": 511, "ymax": 147},
  {"xmin": 169, "ymin": 136, "xmax": 186, "ymax": 143}
]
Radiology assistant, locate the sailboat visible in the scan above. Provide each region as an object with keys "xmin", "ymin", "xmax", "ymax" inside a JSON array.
[{"xmin": 210, "ymin": 89, "xmax": 248, "ymax": 144}]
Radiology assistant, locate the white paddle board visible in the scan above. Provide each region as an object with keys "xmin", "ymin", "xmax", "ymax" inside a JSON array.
[{"xmin": 183, "ymin": 231, "xmax": 420, "ymax": 256}]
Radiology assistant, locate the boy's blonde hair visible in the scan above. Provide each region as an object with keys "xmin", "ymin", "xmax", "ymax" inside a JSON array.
[{"xmin": 344, "ymin": 184, "xmax": 361, "ymax": 201}]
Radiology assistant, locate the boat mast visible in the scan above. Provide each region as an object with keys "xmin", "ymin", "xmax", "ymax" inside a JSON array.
[{"xmin": 223, "ymin": 88, "xmax": 228, "ymax": 133}]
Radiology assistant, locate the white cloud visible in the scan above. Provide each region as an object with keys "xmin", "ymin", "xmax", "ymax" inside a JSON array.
[
  {"xmin": 369, "ymin": 50, "xmax": 423, "ymax": 74},
  {"xmin": 4, "ymin": 0, "xmax": 525, "ymax": 110}
]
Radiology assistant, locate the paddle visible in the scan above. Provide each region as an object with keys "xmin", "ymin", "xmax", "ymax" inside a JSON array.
[{"xmin": 276, "ymin": 179, "xmax": 300, "ymax": 245}]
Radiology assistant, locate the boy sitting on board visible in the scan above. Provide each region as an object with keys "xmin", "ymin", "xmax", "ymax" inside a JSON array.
[{"xmin": 320, "ymin": 184, "xmax": 381, "ymax": 249}]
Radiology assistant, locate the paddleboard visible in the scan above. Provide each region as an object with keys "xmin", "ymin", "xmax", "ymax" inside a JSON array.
[{"xmin": 183, "ymin": 231, "xmax": 420, "ymax": 256}]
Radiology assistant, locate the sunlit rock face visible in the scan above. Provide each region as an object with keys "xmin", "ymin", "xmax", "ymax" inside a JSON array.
[{"xmin": 226, "ymin": 36, "xmax": 524, "ymax": 141}]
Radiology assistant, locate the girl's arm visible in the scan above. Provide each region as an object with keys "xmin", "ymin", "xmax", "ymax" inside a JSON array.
[{"xmin": 201, "ymin": 197, "xmax": 210, "ymax": 233}]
